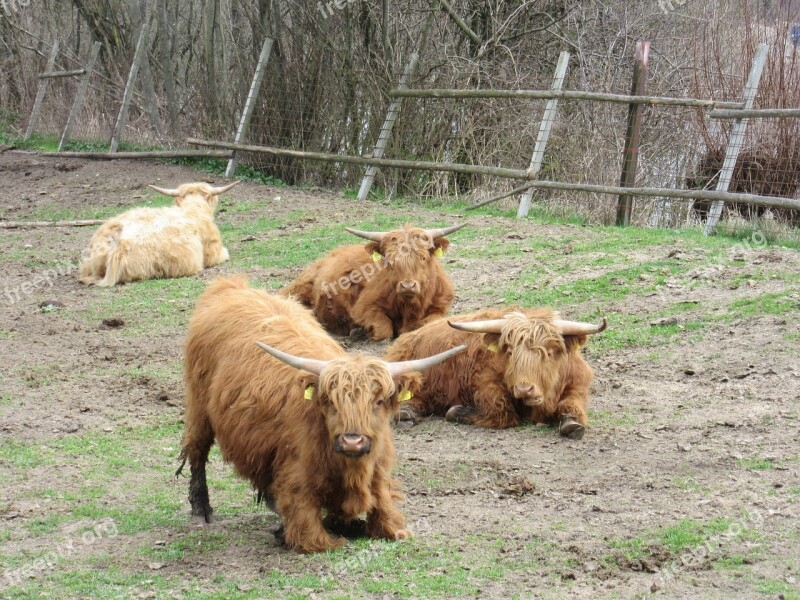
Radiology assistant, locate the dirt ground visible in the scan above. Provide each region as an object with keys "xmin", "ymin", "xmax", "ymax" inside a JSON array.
[{"xmin": 0, "ymin": 151, "xmax": 798, "ymax": 599}]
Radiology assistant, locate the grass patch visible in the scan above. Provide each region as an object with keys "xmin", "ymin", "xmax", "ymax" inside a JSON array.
[
  {"xmin": 609, "ymin": 517, "xmax": 734, "ymax": 561},
  {"xmin": 737, "ymin": 458, "xmax": 776, "ymax": 471}
]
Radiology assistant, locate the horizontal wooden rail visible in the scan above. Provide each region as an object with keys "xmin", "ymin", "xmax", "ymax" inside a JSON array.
[
  {"xmin": 389, "ymin": 88, "xmax": 743, "ymax": 109},
  {"xmin": 0, "ymin": 219, "xmax": 105, "ymax": 229},
  {"xmin": 188, "ymin": 138, "xmax": 533, "ymax": 179},
  {"xmin": 710, "ymin": 108, "xmax": 800, "ymax": 119},
  {"xmin": 187, "ymin": 138, "xmax": 800, "ymax": 212},
  {"xmin": 39, "ymin": 69, "xmax": 86, "ymax": 79},
  {"xmin": 25, "ymin": 150, "xmax": 233, "ymax": 160},
  {"xmin": 523, "ymin": 181, "xmax": 800, "ymax": 211}
]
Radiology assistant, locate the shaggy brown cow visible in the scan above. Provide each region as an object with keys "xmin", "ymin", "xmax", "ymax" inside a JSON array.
[
  {"xmin": 79, "ymin": 181, "xmax": 237, "ymax": 286},
  {"xmin": 178, "ymin": 276, "xmax": 466, "ymax": 553},
  {"xmin": 281, "ymin": 223, "xmax": 465, "ymax": 341},
  {"xmin": 384, "ymin": 309, "xmax": 606, "ymax": 439}
]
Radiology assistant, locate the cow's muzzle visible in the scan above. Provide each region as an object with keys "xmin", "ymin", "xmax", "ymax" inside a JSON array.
[
  {"xmin": 335, "ymin": 433, "xmax": 372, "ymax": 458},
  {"xmin": 396, "ymin": 280, "xmax": 420, "ymax": 297},
  {"xmin": 513, "ymin": 384, "xmax": 544, "ymax": 406}
]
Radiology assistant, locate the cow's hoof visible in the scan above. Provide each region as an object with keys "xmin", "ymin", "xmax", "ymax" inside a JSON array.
[
  {"xmin": 192, "ymin": 514, "xmax": 212, "ymax": 526},
  {"xmin": 349, "ymin": 326, "xmax": 368, "ymax": 341},
  {"xmin": 559, "ymin": 416, "xmax": 585, "ymax": 440},
  {"xmin": 445, "ymin": 405, "xmax": 477, "ymax": 424},
  {"xmin": 273, "ymin": 523, "xmax": 286, "ymax": 543},
  {"xmin": 397, "ymin": 404, "xmax": 419, "ymax": 424},
  {"xmin": 323, "ymin": 514, "xmax": 368, "ymax": 539}
]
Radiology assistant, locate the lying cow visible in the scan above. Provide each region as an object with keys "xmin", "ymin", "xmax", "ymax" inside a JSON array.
[
  {"xmin": 78, "ymin": 181, "xmax": 237, "ymax": 286},
  {"xmin": 281, "ymin": 223, "xmax": 465, "ymax": 341},
  {"xmin": 384, "ymin": 309, "xmax": 606, "ymax": 439},
  {"xmin": 178, "ymin": 276, "xmax": 465, "ymax": 553}
]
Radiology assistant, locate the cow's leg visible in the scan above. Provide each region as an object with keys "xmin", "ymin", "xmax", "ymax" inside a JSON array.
[
  {"xmin": 279, "ymin": 494, "xmax": 343, "ymax": 553},
  {"xmin": 357, "ymin": 308, "xmax": 394, "ymax": 341},
  {"xmin": 177, "ymin": 430, "xmax": 215, "ymax": 524},
  {"xmin": 396, "ymin": 398, "xmax": 428, "ymax": 424},
  {"xmin": 556, "ymin": 387, "xmax": 589, "ymax": 440},
  {"xmin": 367, "ymin": 478, "xmax": 409, "ymax": 541},
  {"xmin": 447, "ymin": 381, "xmax": 520, "ymax": 429}
]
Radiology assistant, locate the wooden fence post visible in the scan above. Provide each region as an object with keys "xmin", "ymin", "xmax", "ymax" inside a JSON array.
[
  {"xmin": 356, "ymin": 10, "xmax": 435, "ymax": 201},
  {"xmin": 703, "ymin": 43, "xmax": 770, "ymax": 235},
  {"xmin": 24, "ymin": 40, "xmax": 59, "ymax": 139},
  {"xmin": 59, "ymin": 41, "xmax": 102, "ymax": 152},
  {"xmin": 110, "ymin": 26, "xmax": 148, "ymax": 153},
  {"xmin": 356, "ymin": 53, "xmax": 420, "ymax": 200},
  {"xmin": 225, "ymin": 38, "xmax": 273, "ymax": 178},
  {"xmin": 615, "ymin": 41, "xmax": 650, "ymax": 227},
  {"xmin": 517, "ymin": 50, "xmax": 570, "ymax": 219}
]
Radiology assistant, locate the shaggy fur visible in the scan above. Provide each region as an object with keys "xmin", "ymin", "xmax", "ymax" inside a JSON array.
[
  {"xmin": 78, "ymin": 183, "xmax": 229, "ymax": 286},
  {"xmin": 179, "ymin": 276, "xmax": 419, "ymax": 553},
  {"xmin": 280, "ymin": 224, "xmax": 455, "ymax": 341},
  {"xmin": 384, "ymin": 308, "xmax": 594, "ymax": 430}
]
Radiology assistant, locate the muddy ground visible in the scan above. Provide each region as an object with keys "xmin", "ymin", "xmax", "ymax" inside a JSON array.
[{"xmin": 0, "ymin": 151, "xmax": 798, "ymax": 599}]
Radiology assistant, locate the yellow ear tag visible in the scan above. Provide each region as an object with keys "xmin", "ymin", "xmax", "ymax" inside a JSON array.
[
  {"xmin": 398, "ymin": 390, "xmax": 413, "ymax": 402},
  {"xmin": 434, "ymin": 247, "xmax": 444, "ymax": 258},
  {"xmin": 487, "ymin": 343, "xmax": 499, "ymax": 353},
  {"xmin": 372, "ymin": 250, "xmax": 382, "ymax": 263},
  {"xmin": 304, "ymin": 385, "xmax": 315, "ymax": 400}
]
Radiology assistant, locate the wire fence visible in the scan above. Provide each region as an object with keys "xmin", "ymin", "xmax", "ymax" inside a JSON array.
[{"xmin": 4, "ymin": 0, "xmax": 799, "ymax": 241}]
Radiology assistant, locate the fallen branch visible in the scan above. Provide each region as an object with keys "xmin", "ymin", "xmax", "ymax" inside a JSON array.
[
  {"xmin": 0, "ymin": 219, "xmax": 105, "ymax": 229},
  {"xmin": 467, "ymin": 182, "xmax": 537, "ymax": 210}
]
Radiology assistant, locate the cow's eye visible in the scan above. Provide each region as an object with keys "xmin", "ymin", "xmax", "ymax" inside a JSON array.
[{"xmin": 374, "ymin": 398, "xmax": 385, "ymax": 409}]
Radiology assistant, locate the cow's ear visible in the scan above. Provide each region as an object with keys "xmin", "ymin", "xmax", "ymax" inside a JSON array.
[
  {"xmin": 562, "ymin": 334, "xmax": 588, "ymax": 353},
  {"xmin": 392, "ymin": 372, "xmax": 423, "ymax": 411},
  {"xmin": 482, "ymin": 332, "xmax": 502, "ymax": 354},
  {"xmin": 365, "ymin": 242, "xmax": 383, "ymax": 259},
  {"xmin": 174, "ymin": 196, "xmax": 185, "ymax": 207},
  {"xmin": 431, "ymin": 237, "xmax": 450, "ymax": 256},
  {"xmin": 299, "ymin": 374, "xmax": 321, "ymax": 401}
]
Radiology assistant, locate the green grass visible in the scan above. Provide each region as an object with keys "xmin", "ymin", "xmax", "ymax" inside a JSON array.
[
  {"xmin": 737, "ymin": 458, "xmax": 777, "ymax": 471},
  {"xmin": 29, "ymin": 193, "xmax": 173, "ymax": 222},
  {"xmin": 609, "ymin": 517, "xmax": 734, "ymax": 561}
]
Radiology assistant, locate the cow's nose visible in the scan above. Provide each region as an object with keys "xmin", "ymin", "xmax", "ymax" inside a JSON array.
[
  {"xmin": 398, "ymin": 280, "xmax": 419, "ymax": 295},
  {"xmin": 337, "ymin": 433, "xmax": 370, "ymax": 455},
  {"xmin": 513, "ymin": 384, "xmax": 533, "ymax": 398}
]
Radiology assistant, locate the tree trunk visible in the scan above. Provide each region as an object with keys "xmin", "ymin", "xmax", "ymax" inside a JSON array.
[
  {"xmin": 157, "ymin": 0, "xmax": 178, "ymax": 132},
  {"xmin": 130, "ymin": 0, "xmax": 162, "ymax": 136},
  {"xmin": 204, "ymin": 0, "xmax": 219, "ymax": 127}
]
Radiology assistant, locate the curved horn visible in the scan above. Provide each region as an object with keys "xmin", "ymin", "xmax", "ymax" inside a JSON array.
[
  {"xmin": 148, "ymin": 184, "xmax": 181, "ymax": 197},
  {"xmin": 554, "ymin": 317, "xmax": 607, "ymax": 336},
  {"xmin": 209, "ymin": 180, "xmax": 241, "ymax": 195},
  {"xmin": 386, "ymin": 344, "xmax": 467, "ymax": 377},
  {"xmin": 425, "ymin": 223, "xmax": 467, "ymax": 239},
  {"xmin": 255, "ymin": 342, "xmax": 329, "ymax": 376},
  {"xmin": 344, "ymin": 227, "xmax": 387, "ymax": 243},
  {"xmin": 448, "ymin": 318, "xmax": 506, "ymax": 334}
]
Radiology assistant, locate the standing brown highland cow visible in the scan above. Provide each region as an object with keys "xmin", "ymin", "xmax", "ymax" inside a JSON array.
[{"xmin": 178, "ymin": 276, "xmax": 465, "ymax": 552}]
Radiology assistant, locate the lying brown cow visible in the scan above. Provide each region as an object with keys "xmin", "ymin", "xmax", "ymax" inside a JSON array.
[
  {"xmin": 384, "ymin": 309, "xmax": 606, "ymax": 439},
  {"xmin": 178, "ymin": 276, "xmax": 465, "ymax": 552},
  {"xmin": 281, "ymin": 223, "xmax": 465, "ymax": 341}
]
